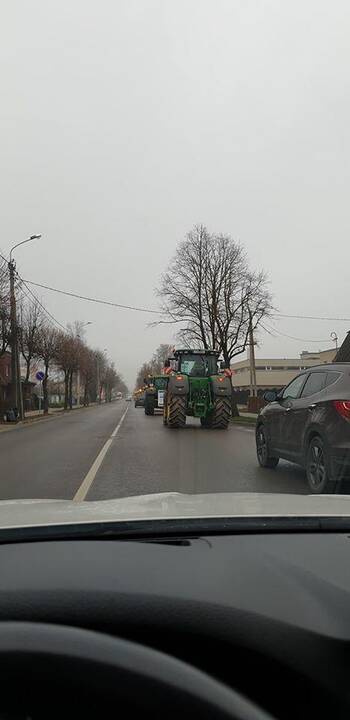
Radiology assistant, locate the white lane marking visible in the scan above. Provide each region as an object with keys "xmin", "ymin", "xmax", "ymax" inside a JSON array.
[{"xmin": 73, "ymin": 406, "xmax": 129, "ymax": 502}]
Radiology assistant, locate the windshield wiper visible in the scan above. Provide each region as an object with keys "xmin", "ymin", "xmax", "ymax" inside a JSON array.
[{"xmin": 1, "ymin": 515, "xmax": 350, "ymax": 545}]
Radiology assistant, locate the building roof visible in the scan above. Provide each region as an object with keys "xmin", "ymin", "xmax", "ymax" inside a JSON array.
[
  {"xmin": 335, "ymin": 332, "xmax": 350, "ymax": 363},
  {"xmin": 231, "ymin": 357, "xmax": 320, "ymax": 369}
]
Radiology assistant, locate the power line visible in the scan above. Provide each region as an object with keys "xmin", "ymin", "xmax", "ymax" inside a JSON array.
[
  {"xmin": 23, "ymin": 278, "xmax": 165, "ymax": 315},
  {"xmin": 261, "ymin": 320, "xmax": 331, "ymax": 344},
  {"xmin": 10, "ymin": 274, "xmax": 350, "ymax": 324},
  {"xmin": 24, "ymin": 278, "xmax": 350, "ymax": 321},
  {"xmin": 17, "ymin": 274, "xmax": 66, "ymax": 331},
  {"xmin": 0, "ymin": 259, "xmax": 65, "ymax": 331},
  {"xmin": 273, "ymin": 312, "xmax": 350, "ymax": 323},
  {"xmin": 22, "ymin": 283, "xmax": 66, "ymax": 331}
]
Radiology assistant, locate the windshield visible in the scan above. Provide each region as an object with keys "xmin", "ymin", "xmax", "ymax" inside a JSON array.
[
  {"xmin": 1, "ymin": 0, "xmax": 350, "ymax": 529},
  {"xmin": 179, "ymin": 355, "xmax": 218, "ymax": 377}
]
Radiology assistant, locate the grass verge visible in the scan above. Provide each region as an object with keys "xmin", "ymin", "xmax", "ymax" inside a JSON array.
[{"xmin": 231, "ymin": 415, "xmax": 257, "ymax": 426}]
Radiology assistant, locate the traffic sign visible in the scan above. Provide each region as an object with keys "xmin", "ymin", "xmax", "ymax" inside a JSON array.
[{"xmin": 36, "ymin": 371, "xmax": 45, "ymax": 381}]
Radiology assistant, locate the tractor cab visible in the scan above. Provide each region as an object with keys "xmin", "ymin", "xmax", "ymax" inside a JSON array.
[{"xmin": 174, "ymin": 349, "xmax": 220, "ymax": 377}]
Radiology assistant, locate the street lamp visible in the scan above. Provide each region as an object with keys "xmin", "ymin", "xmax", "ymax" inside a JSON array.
[
  {"xmin": 8, "ymin": 233, "xmax": 42, "ymax": 421},
  {"xmin": 76, "ymin": 321, "xmax": 92, "ymax": 340},
  {"xmin": 331, "ymin": 331, "xmax": 338, "ymax": 351},
  {"xmin": 10, "ymin": 234, "xmax": 42, "ymax": 262}
]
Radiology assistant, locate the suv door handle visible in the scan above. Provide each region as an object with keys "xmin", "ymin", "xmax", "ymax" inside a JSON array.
[
  {"xmin": 308, "ymin": 403, "xmax": 317, "ymax": 410},
  {"xmin": 285, "ymin": 407, "xmax": 292, "ymax": 412}
]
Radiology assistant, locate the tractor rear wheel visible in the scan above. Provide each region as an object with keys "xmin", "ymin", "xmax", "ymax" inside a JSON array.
[
  {"xmin": 211, "ymin": 398, "xmax": 231, "ymax": 429},
  {"xmin": 167, "ymin": 395, "xmax": 186, "ymax": 428},
  {"xmin": 144, "ymin": 398, "xmax": 155, "ymax": 416}
]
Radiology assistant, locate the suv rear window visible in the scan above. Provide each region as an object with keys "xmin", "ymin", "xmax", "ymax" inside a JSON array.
[
  {"xmin": 300, "ymin": 372, "xmax": 327, "ymax": 398},
  {"xmin": 325, "ymin": 371, "xmax": 342, "ymax": 387}
]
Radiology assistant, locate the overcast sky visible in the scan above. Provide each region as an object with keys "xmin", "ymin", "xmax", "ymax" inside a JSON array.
[{"xmin": 1, "ymin": 0, "xmax": 350, "ymax": 387}]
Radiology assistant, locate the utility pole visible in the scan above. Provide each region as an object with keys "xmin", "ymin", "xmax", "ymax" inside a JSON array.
[
  {"xmin": 8, "ymin": 259, "xmax": 23, "ymax": 420},
  {"xmin": 248, "ymin": 309, "xmax": 257, "ymax": 398},
  {"xmin": 8, "ymin": 234, "xmax": 42, "ymax": 421}
]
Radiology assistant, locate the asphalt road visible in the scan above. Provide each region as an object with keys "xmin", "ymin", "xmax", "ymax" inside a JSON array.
[{"xmin": 0, "ymin": 401, "xmax": 309, "ymax": 501}]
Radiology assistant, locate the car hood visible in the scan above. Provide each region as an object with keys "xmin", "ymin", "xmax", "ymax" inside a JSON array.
[{"xmin": 0, "ymin": 492, "xmax": 350, "ymax": 529}]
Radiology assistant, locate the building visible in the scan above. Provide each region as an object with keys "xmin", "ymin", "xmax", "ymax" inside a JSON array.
[
  {"xmin": 231, "ymin": 347, "xmax": 337, "ymax": 404},
  {"xmin": 300, "ymin": 348, "xmax": 337, "ymax": 364}
]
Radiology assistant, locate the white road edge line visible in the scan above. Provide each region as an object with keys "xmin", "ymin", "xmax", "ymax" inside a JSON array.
[{"xmin": 73, "ymin": 406, "xmax": 129, "ymax": 502}]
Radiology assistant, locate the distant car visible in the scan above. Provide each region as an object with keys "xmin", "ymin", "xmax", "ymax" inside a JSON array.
[
  {"xmin": 126, "ymin": 395, "xmax": 132, "ymax": 402},
  {"xmin": 256, "ymin": 363, "xmax": 350, "ymax": 493},
  {"xmin": 134, "ymin": 393, "xmax": 145, "ymax": 408}
]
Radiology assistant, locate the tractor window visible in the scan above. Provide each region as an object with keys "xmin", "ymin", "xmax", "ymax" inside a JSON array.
[
  {"xmin": 154, "ymin": 377, "xmax": 167, "ymax": 390},
  {"xmin": 179, "ymin": 355, "xmax": 218, "ymax": 376}
]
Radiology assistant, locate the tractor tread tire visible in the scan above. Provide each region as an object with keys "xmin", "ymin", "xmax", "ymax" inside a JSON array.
[
  {"xmin": 167, "ymin": 395, "xmax": 186, "ymax": 428},
  {"xmin": 145, "ymin": 402, "xmax": 155, "ymax": 416},
  {"xmin": 211, "ymin": 398, "xmax": 231, "ymax": 429}
]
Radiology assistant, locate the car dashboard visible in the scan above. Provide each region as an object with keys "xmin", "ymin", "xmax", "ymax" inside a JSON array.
[{"xmin": 0, "ymin": 530, "xmax": 350, "ymax": 718}]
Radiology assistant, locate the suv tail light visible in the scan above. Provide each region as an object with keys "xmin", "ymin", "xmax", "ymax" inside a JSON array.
[{"xmin": 333, "ymin": 401, "xmax": 350, "ymax": 420}]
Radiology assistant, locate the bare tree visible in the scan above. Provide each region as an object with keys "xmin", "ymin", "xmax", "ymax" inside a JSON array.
[
  {"xmin": 158, "ymin": 224, "xmax": 273, "ymax": 416},
  {"xmin": 79, "ymin": 346, "xmax": 96, "ymax": 406},
  {"xmin": 64, "ymin": 322, "xmax": 86, "ymax": 407},
  {"xmin": 103, "ymin": 362, "xmax": 119, "ymax": 402},
  {"xmin": 135, "ymin": 344, "xmax": 174, "ymax": 389},
  {"xmin": 151, "ymin": 344, "xmax": 174, "ymax": 374},
  {"xmin": 135, "ymin": 361, "xmax": 154, "ymax": 390},
  {"xmin": 35, "ymin": 325, "xmax": 60, "ymax": 414},
  {"xmin": 0, "ymin": 259, "xmax": 10, "ymax": 358},
  {"xmin": 55, "ymin": 332, "xmax": 77, "ymax": 410},
  {"xmin": 18, "ymin": 301, "xmax": 44, "ymax": 382},
  {"xmin": 95, "ymin": 350, "xmax": 107, "ymax": 402},
  {"xmin": 158, "ymin": 224, "xmax": 273, "ymax": 364}
]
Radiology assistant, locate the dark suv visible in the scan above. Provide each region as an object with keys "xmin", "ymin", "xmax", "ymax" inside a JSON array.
[{"xmin": 256, "ymin": 363, "xmax": 350, "ymax": 493}]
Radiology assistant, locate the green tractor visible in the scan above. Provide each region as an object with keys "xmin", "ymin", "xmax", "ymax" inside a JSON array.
[
  {"xmin": 163, "ymin": 349, "xmax": 232, "ymax": 429},
  {"xmin": 144, "ymin": 375, "xmax": 168, "ymax": 416}
]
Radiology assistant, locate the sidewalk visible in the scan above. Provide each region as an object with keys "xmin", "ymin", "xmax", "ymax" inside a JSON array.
[
  {"xmin": 25, "ymin": 402, "xmax": 99, "ymax": 418},
  {"xmin": 25, "ymin": 408, "xmax": 63, "ymax": 418},
  {"xmin": 0, "ymin": 402, "xmax": 99, "ymax": 433}
]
